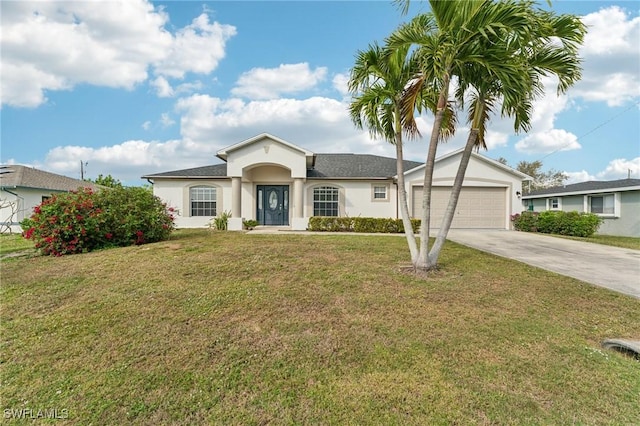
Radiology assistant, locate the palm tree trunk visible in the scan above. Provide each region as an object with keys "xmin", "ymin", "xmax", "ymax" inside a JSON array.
[
  {"xmin": 428, "ymin": 128, "xmax": 479, "ymax": 264},
  {"xmin": 416, "ymin": 72, "xmax": 451, "ymax": 270},
  {"xmin": 394, "ymin": 117, "xmax": 419, "ymax": 264}
]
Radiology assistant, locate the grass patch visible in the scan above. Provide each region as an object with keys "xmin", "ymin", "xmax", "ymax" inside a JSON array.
[
  {"xmin": 2, "ymin": 230, "xmax": 638, "ymax": 424},
  {"xmin": 0, "ymin": 233, "xmax": 34, "ymax": 255},
  {"xmin": 555, "ymin": 234, "xmax": 640, "ymax": 250}
]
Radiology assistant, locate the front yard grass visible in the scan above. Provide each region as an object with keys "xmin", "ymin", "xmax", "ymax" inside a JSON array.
[
  {"xmin": 1, "ymin": 229, "xmax": 638, "ymax": 425},
  {"xmin": 0, "ymin": 233, "xmax": 34, "ymax": 255},
  {"xmin": 557, "ymin": 234, "xmax": 640, "ymax": 250}
]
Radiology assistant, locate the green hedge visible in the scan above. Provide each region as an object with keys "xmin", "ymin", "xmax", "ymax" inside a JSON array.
[
  {"xmin": 512, "ymin": 210, "xmax": 602, "ymax": 237},
  {"xmin": 308, "ymin": 217, "xmax": 420, "ymax": 233}
]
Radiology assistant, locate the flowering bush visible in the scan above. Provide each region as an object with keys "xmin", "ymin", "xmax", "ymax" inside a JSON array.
[{"xmin": 21, "ymin": 186, "xmax": 174, "ymax": 256}]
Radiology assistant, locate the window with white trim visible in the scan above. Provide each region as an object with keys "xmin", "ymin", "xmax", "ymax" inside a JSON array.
[
  {"xmin": 373, "ymin": 185, "xmax": 388, "ymax": 201},
  {"xmin": 313, "ymin": 186, "xmax": 339, "ymax": 216},
  {"xmin": 190, "ymin": 186, "xmax": 216, "ymax": 216},
  {"xmin": 547, "ymin": 197, "xmax": 561, "ymax": 210},
  {"xmin": 589, "ymin": 194, "xmax": 615, "ymax": 215}
]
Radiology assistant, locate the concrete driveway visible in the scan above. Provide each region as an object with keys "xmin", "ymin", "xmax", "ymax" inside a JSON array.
[{"xmin": 445, "ymin": 230, "xmax": 640, "ymax": 299}]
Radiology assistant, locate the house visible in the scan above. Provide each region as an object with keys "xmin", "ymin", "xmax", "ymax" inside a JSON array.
[
  {"xmin": 0, "ymin": 165, "xmax": 101, "ymax": 233},
  {"xmin": 522, "ymin": 179, "xmax": 640, "ymax": 237},
  {"xmin": 142, "ymin": 133, "xmax": 530, "ymax": 231}
]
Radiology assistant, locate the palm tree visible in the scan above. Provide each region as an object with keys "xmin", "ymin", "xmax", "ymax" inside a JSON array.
[
  {"xmin": 426, "ymin": 6, "xmax": 585, "ymax": 265},
  {"xmin": 348, "ymin": 42, "xmax": 454, "ymax": 265},
  {"xmin": 388, "ymin": 0, "xmax": 585, "ymax": 270},
  {"xmin": 348, "ymin": 43, "xmax": 422, "ymax": 262}
]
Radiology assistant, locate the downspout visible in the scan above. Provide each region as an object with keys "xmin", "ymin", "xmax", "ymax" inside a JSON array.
[{"xmin": 393, "ymin": 178, "xmax": 399, "ymax": 219}]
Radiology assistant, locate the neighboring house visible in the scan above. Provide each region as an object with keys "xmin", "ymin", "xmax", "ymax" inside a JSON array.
[
  {"xmin": 142, "ymin": 133, "xmax": 530, "ymax": 231},
  {"xmin": 0, "ymin": 165, "xmax": 101, "ymax": 233},
  {"xmin": 522, "ymin": 179, "xmax": 640, "ymax": 237}
]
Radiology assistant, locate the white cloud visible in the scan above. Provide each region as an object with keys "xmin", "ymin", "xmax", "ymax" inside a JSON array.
[
  {"xmin": 142, "ymin": 121, "xmax": 152, "ymax": 131},
  {"xmin": 151, "ymin": 76, "xmax": 174, "ymax": 98},
  {"xmin": 515, "ymin": 129, "xmax": 580, "ymax": 155},
  {"xmin": 0, "ymin": 2, "xmax": 235, "ymax": 108},
  {"xmin": 332, "ymin": 73, "xmax": 350, "ymax": 97},
  {"xmin": 513, "ymin": 77, "xmax": 581, "ymax": 154},
  {"xmin": 564, "ymin": 157, "xmax": 640, "ymax": 184},
  {"xmin": 571, "ymin": 6, "xmax": 640, "ymax": 106},
  {"xmin": 231, "ymin": 63, "xmax": 328, "ymax": 99},
  {"xmin": 43, "ymin": 139, "xmax": 216, "ymax": 183},
  {"xmin": 595, "ymin": 157, "xmax": 640, "ymax": 180},
  {"xmin": 153, "ymin": 13, "xmax": 236, "ymax": 79},
  {"xmin": 564, "ymin": 170, "xmax": 594, "ymax": 184},
  {"xmin": 160, "ymin": 113, "xmax": 175, "ymax": 128}
]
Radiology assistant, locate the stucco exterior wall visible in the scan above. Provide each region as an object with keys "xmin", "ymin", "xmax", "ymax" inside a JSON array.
[
  {"xmin": 1, "ymin": 187, "xmax": 62, "ymax": 232},
  {"xmin": 525, "ymin": 190, "xmax": 640, "ymax": 237},
  {"xmin": 404, "ymin": 154, "xmax": 525, "ymax": 221},
  {"xmin": 304, "ymin": 180, "xmax": 397, "ymax": 220},
  {"xmin": 226, "ymin": 138, "xmax": 307, "ymax": 178},
  {"xmin": 152, "ymin": 179, "xmax": 231, "ymax": 229},
  {"xmin": 599, "ymin": 191, "xmax": 640, "ymax": 237}
]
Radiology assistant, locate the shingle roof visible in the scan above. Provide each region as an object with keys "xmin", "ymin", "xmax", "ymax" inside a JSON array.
[
  {"xmin": 142, "ymin": 164, "xmax": 228, "ymax": 178},
  {"xmin": 524, "ymin": 178, "xmax": 640, "ymax": 198},
  {"xmin": 309, "ymin": 154, "xmax": 423, "ymax": 178},
  {"xmin": 143, "ymin": 154, "xmax": 424, "ymax": 180},
  {"xmin": 0, "ymin": 165, "xmax": 101, "ymax": 192}
]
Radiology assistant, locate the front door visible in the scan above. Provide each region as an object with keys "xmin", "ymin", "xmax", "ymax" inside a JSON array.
[{"xmin": 257, "ymin": 185, "xmax": 289, "ymax": 226}]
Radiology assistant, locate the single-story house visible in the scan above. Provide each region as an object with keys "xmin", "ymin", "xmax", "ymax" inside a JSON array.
[
  {"xmin": 0, "ymin": 165, "xmax": 101, "ymax": 233},
  {"xmin": 142, "ymin": 133, "xmax": 530, "ymax": 231},
  {"xmin": 522, "ymin": 178, "xmax": 640, "ymax": 237}
]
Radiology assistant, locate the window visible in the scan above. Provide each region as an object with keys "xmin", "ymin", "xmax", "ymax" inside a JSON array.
[
  {"xmin": 547, "ymin": 197, "xmax": 561, "ymax": 210},
  {"xmin": 313, "ymin": 186, "xmax": 339, "ymax": 216},
  {"xmin": 41, "ymin": 195, "xmax": 51, "ymax": 202},
  {"xmin": 372, "ymin": 185, "xmax": 388, "ymax": 201},
  {"xmin": 589, "ymin": 194, "xmax": 614, "ymax": 215},
  {"xmin": 190, "ymin": 186, "xmax": 216, "ymax": 216}
]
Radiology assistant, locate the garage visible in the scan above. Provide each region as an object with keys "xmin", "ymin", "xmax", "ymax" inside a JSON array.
[{"xmin": 412, "ymin": 186, "xmax": 507, "ymax": 229}]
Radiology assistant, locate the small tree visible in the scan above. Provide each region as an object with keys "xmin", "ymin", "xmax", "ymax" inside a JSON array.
[
  {"xmin": 516, "ymin": 161, "xmax": 568, "ymax": 194},
  {"xmin": 89, "ymin": 174, "xmax": 123, "ymax": 188}
]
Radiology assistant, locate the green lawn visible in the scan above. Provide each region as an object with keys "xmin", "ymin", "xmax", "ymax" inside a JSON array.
[
  {"xmin": 1, "ymin": 229, "xmax": 638, "ymax": 425},
  {"xmin": 0, "ymin": 233, "xmax": 34, "ymax": 255},
  {"xmin": 555, "ymin": 234, "xmax": 640, "ymax": 250}
]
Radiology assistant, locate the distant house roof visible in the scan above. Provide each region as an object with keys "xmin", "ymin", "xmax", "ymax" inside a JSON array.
[
  {"xmin": 0, "ymin": 165, "xmax": 101, "ymax": 192},
  {"xmin": 143, "ymin": 154, "xmax": 424, "ymax": 180},
  {"xmin": 523, "ymin": 178, "xmax": 640, "ymax": 198}
]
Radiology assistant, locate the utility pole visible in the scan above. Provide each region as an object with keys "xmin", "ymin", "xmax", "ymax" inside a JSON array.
[{"xmin": 80, "ymin": 161, "xmax": 88, "ymax": 180}]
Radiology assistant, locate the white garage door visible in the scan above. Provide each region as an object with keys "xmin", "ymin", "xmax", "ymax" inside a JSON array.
[{"xmin": 412, "ymin": 186, "xmax": 507, "ymax": 229}]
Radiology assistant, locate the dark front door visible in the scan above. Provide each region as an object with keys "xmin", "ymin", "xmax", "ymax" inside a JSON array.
[{"xmin": 257, "ymin": 185, "xmax": 289, "ymax": 226}]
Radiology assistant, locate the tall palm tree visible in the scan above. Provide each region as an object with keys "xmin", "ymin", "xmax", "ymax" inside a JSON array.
[
  {"xmin": 348, "ymin": 43, "xmax": 425, "ymax": 262},
  {"xmin": 426, "ymin": 6, "xmax": 585, "ymax": 265},
  {"xmin": 388, "ymin": 0, "xmax": 584, "ymax": 270}
]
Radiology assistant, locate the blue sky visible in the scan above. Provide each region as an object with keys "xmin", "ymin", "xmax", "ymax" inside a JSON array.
[{"xmin": 2, "ymin": 0, "xmax": 639, "ymax": 185}]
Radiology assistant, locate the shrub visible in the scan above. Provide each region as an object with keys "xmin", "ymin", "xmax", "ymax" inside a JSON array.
[
  {"xmin": 243, "ymin": 219, "xmax": 259, "ymax": 230},
  {"xmin": 209, "ymin": 211, "xmax": 231, "ymax": 231},
  {"xmin": 308, "ymin": 217, "xmax": 420, "ymax": 233},
  {"xmin": 21, "ymin": 187, "xmax": 174, "ymax": 256},
  {"xmin": 512, "ymin": 210, "xmax": 601, "ymax": 237},
  {"xmin": 512, "ymin": 211, "xmax": 539, "ymax": 232}
]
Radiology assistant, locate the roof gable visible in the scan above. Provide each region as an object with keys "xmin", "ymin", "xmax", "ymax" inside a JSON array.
[
  {"xmin": 404, "ymin": 148, "xmax": 532, "ymax": 180},
  {"xmin": 216, "ymin": 133, "xmax": 314, "ymax": 162}
]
